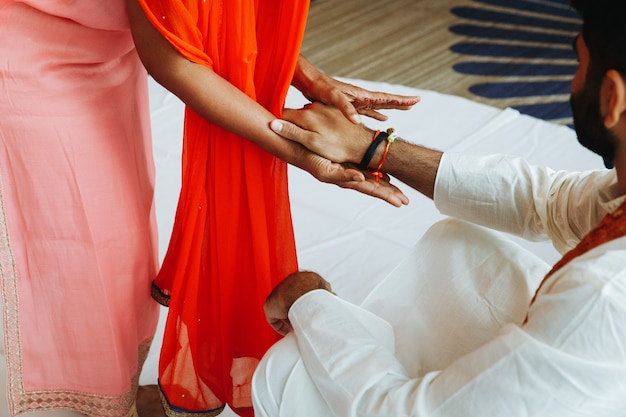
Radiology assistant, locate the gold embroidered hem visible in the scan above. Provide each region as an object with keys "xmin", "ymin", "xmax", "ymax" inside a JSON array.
[
  {"xmin": 6, "ymin": 339, "xmax": 152, "ymax": 416},
  {"xmin": 151, "ymin": 281, "xmax": 171, "ymax": 307},
  {"xmin": 159, "ymin": 388, "xmax": 226, "ymax": 417}
]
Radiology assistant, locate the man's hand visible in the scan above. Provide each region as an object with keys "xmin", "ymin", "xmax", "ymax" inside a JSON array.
[
  {"xmin": 278, "ymin": 102, "xmax": 443, "ymax": 201},
  {"xmin": 297, "ymin": 146, "xmax": 409, "ymax": 207},
  {"xmin": 264, "ymin": 271, "xmax": 333, "ymax": 336},
  {"xmin": 274, "ymin": 103, "xmax": 410, "ymax": 207},
  {"xmin": 273, "ymin": 102, "xmax": 374, "ymax": 164}
]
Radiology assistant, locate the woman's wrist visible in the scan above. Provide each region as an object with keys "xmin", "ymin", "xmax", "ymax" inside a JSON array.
[{"xmin": 292, "ymin": 55, "xmax": 321, "ymax": 100}]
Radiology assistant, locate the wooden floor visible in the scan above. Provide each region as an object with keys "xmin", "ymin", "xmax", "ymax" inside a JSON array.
[
  {"xmin": 302, "ymin": 0, "xmax": 472, "ymax": 93},
  {"xmin": 301, "ymin": 0, "xmax": 580, "ymax": 123}
]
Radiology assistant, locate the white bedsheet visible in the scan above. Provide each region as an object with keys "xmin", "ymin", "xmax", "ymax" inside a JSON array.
[{"xmin": 139, "ymin": 78, "xmax": 601, "ymax": 411}]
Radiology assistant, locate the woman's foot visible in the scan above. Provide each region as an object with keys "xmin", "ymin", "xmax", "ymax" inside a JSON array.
[{"xmin": 136, "ymin": 385, "xmax": 164, "ymax": 417}]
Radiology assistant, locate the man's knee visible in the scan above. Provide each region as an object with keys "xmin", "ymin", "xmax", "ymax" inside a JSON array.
[
  {"xmin": 253, "ymin": 333, "xmax": 333, "ymax": 417},
  {"xmin": 425, "ymin": 218, "xmax": 491, "ymax": 244},
  {"xmin": 253, "ymin": 333, "xmax": 301, "ymax": 417}
]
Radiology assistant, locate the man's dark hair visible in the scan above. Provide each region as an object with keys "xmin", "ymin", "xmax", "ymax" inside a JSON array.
[{"xmin": 571, "ymin": 0, "xmax": 626, "ymax": 84}]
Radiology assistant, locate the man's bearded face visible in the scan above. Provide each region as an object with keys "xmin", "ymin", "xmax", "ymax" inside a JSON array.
[{"xmin": 570, "ymin": 78, "xmax": 617, "ymax": 163}]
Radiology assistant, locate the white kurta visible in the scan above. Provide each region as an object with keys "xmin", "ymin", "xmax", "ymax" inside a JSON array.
[{"xmin": 252, "ymin": 153, "xmax": 626, "ymax": 417}]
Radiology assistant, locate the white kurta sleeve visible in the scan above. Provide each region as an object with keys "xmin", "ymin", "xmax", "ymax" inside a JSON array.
[
  {"xmin": 290, "ymin": 245, "xmax": 626, "ymax": 417},
  {"xmin": 433, "ymin": 153, "xmax": 619, "ymax": 253}
]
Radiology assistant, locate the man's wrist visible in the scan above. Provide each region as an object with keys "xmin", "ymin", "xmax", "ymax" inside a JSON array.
[
  {"xmin": 359, "ymin": 128, "xmax": 398, "ymax": 172},
  {"xmin": 359, "ymin": 129, "xmax": 387, "ymax": 170},
  {"xmin": 276, "ymin": 271, "xmax": 334, "ymax": 315}
]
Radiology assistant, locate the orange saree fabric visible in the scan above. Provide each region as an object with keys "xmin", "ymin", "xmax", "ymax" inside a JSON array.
[{"xmin": 136, "ymin": 0, "xmax": 308, "ymax": 415}]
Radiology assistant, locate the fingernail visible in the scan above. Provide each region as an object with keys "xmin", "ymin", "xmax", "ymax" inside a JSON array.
[
  {"xmin": 351, "ymin": 114, "xmax": 362, "ymax": 124},
  {"xmin": 270, "ymin": 119, "xmax": 283, "ymax": 133}
]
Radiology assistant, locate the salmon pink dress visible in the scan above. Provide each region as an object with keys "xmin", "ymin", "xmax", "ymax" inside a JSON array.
[
  {"xmin": 136, "ymin": 0, "xmax": 308, "ymax": 415},
  {"xmin": 0, "ymin": 1, "xmax": 160, "ymax": 415}
]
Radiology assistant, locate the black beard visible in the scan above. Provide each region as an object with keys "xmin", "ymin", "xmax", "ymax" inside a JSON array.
[{"xmin": 570, "ymin": 88, "xmax": 617, "ymax": 164}]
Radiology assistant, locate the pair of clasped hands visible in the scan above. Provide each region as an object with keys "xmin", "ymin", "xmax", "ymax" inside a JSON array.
[
  {"xmin": 280, "ymin": 68, "xmax": 420, "ymax": 209},
  {"xmin": 265, "ymin": 76, "xmax": 420, "ymax": 334}
]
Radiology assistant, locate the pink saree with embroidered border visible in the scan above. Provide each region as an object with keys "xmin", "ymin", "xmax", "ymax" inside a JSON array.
[
  {"xmin": 0, "ymin": 0, "xmax": 160, "ymax": 415},
  {"xmin": 136, "ymin": 0, "xmax": 308, "ymax": 415}
]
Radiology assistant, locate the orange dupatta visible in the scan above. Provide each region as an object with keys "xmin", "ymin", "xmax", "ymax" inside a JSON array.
[{"xmin": 136, "ymin": 1, "xmax": 308, "ymax": 415}]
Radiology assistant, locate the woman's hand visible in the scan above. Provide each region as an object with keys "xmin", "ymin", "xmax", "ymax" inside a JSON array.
[
  {"xmin": 294, "ymin": 146, "xmax": 409, "ymax": 207},
  {"xmin": 273, "ymin": 102, "xmax": 373, "ymax": 164},
  {"xmin": 293, "ymin": 55, "xmax": 420, "ymax": 124}
]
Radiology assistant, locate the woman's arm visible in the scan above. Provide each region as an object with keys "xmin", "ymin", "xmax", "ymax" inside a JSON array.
[
  {"xmin": 126, "ymin": 0, "xmax": 408, "ymax": 206},
  {"xmin": 127, "ymin": 0, "xmax": 308, "ymax": 164}
]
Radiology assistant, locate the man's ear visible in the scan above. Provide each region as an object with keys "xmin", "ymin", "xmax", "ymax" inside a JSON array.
[{"xmin": 602, "ymin": 69, "xmax": 626, "ymax": 128}]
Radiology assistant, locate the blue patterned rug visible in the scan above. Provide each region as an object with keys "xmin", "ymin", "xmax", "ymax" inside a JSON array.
[{"xmin": 448, "ymin": 0, "xmax": 581, "ymax": 125}]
